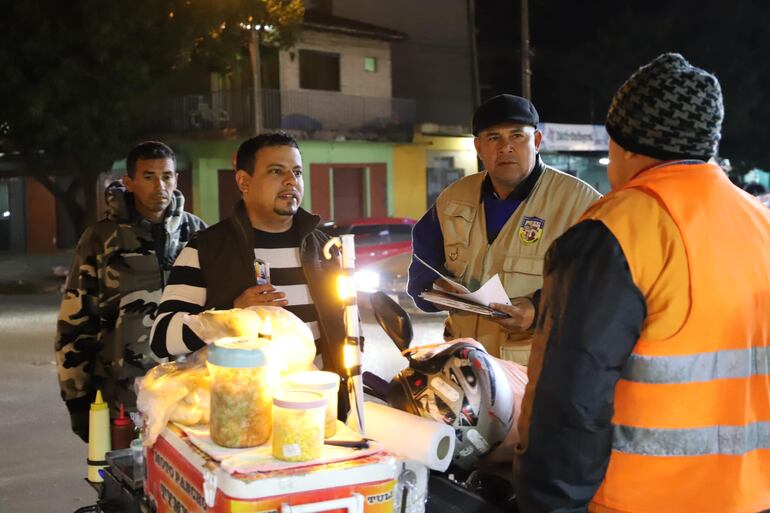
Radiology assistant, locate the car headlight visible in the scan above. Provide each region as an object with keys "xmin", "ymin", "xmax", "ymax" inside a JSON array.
[{"xmin": 354, "ymin": 270, "xmax": 381, "ymax": 293}]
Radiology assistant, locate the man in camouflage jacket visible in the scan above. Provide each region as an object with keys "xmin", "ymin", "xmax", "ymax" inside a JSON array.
[{"xmin": 55, "ymin": 141, "xmax": 206, "ymax": 442}]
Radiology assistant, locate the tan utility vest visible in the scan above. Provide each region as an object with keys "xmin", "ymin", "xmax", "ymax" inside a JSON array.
[{"xmin": 436, "ymin": 165, "xmax": 600, "ymax": 363}]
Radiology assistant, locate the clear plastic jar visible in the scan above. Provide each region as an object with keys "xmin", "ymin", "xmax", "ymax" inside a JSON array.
[
  {"xmin": 285, "ymin": 371, "xmax": 340, "ymax": 438},
  {"xmin": 272, "ymin": 390, "xmax": 326, "ymax": 462},
  {"xmin": 207, "ymin": 338, "xmax": 272, "ymax": 448}
]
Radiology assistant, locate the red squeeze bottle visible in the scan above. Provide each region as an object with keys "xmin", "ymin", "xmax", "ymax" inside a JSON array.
[{"xmin": 111, "ymin": 404, "xmax": 135, "ymax": 450}]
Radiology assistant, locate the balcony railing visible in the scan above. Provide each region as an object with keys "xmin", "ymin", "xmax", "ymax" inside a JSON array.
[{"xmin": 147, "ymin": 89, "xmax": 416, "ymax": 136}]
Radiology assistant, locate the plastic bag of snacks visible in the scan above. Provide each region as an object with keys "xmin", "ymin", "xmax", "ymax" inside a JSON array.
[
  {"xmin": 135, "ymin": 349, "xmax": 211, "ymax": 446},
  {"xmin": 184, "ymin": 306, "xmax": 316, "ymax": 375}
]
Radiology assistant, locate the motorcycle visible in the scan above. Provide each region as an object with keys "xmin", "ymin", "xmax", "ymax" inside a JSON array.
[{"xmin": 365, "ymin": 291, "xmax": 519, "ymax": 513}]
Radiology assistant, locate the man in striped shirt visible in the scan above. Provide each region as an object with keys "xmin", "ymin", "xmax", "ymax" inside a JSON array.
[{"xmin": 150, "ymin": 133, "xmax": 348, "ymax": 414}]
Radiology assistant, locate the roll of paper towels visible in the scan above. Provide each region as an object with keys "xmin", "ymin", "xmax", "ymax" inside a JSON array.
[{"xmin": 364, "ymin": 402, "xmax": 455, "ymax": 471}]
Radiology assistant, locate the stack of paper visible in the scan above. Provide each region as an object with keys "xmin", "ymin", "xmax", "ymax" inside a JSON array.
[{"xmin": 414, "ymin": 254, "xmax": 511, "ymax": 316}]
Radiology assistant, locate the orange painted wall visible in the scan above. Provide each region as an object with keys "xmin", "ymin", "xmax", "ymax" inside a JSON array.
[{"xmin": 26, "ymin": 177, "xmax": 57, "ymax": 253}]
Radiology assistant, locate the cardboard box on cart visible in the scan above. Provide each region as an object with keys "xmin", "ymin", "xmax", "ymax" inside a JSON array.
[{"xmin": 145, "ymin": 426, "xmax": 398, "ymax": 513}]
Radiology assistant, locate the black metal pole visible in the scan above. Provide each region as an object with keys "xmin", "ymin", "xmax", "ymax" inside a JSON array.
[
  {"xmin": 521, "ymin": 0, "xmax": 532, "ymax": 100},
  {"xmin": 467, "ymin": 0, "xmax": 481, "ymax": 109}
]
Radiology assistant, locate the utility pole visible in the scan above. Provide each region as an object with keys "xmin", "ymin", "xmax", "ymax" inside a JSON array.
[
  {"xmin": 248, "ymin": 28, "xmax": 263, "ymax": 135},
  {"xmin": 520, "ymin": 0, "xmax": 532, "ymax": 100},
  {"xmin": 467, "ymin": 0, "xmax": 481, "ymax": 109}
]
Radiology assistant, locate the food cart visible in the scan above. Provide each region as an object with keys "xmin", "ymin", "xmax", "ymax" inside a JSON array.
[{"xmin": 75, "ymin": 235, "xmax": 515, "ymax": 513}]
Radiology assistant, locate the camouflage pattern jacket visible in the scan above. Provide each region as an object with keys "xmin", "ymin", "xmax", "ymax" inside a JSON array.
[{"xmin": 55, "ymin": 182, "xmax": 206, "ymax": 427}]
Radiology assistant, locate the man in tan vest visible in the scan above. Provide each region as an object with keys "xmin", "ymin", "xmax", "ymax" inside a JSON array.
[{"xmin": 407, "ymin": 94, "xmax": 600, "ymax": 364}]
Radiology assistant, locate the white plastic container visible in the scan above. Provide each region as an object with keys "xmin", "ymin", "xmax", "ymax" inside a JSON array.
[
  {"xmin": 272, "ymin": 390, "xmax": 326, "ymax": 462},
  {"xmin": 285, "ymin": 370, "xmax": 340, "ymax": 437}
]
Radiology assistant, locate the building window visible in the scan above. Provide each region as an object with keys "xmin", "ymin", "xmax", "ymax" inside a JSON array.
[
  {"xmin": 364, "ymin": 56, "xmax": 377, "ymax": 73},
  {"xmin": 426, "ymin": 155, "xmax": 464, "ymax": 207},
  {"xmin": 299, "ymin": 49, "xmax": 340, "ymax": 91}
]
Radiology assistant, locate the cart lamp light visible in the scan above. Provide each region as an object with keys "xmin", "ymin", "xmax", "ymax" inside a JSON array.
[
  {"xmin": 343, "ymin": 344, "xmax": 359, "ymax": 370},
  {"xmin": 337, "ymin": 274, "xmax": 357, "ymax": 301}
]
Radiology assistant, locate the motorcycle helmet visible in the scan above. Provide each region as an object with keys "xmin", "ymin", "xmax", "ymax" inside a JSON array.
[{"xmin": 387, "ymin": 341, "xmax": 514, "ymax": 471}]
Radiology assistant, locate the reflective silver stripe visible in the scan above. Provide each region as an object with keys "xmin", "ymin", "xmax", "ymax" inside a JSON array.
[
  {"xmin": 622, "ymin": 346, "xmax": 770, "ymax": 384},
  {"xmin": 613, "ymin": 422, "xmax": 770, "ymax": 456}
]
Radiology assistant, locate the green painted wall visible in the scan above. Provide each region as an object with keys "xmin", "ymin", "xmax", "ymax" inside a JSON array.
[
  {"xmin": 171, "ymin": 139, "xmax": 239, "ymax": 225},
  {"xmin": 171, "ymin": 138, "xmax": 395, "ymax": 224},
  {"xmin": 298, "ymin": 140, "xmax": 395, "ymax": 215}
]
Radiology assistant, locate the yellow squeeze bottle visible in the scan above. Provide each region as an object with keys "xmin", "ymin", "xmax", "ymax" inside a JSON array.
[{"xmin": 87, "ymin": 390, "xmax": 111, "ymax": 483}]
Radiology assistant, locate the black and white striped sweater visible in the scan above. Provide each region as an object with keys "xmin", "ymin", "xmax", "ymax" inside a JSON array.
[{"xmin": 150, "ymin": 226, "xmax": 319, "ymax": 357}]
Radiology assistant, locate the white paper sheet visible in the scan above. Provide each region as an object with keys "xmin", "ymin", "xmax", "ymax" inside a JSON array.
[
  {"xmin": 414, "ymin": 254, "xmax": 511, "ymax": 306},
  {"xmin": 440, "ymin": 273, "xmax": 511, "ymax": 306}
]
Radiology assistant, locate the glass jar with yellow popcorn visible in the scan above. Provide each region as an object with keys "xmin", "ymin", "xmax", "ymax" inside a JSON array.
[
  {"xmin": 272, "ymin": 390, "xmax": 326, "ymax": 462},
  {"xmin": 207, "ymin": 338, "xmax": 273, "ymax": 448},
  {"xmin": 285, "ymin": 371, "xmax": 340, "ymax": 438}
]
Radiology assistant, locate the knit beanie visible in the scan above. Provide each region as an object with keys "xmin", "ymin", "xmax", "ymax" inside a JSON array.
[{"xmin": 606, "ymin": 53, "xmax": 724, "ymax": 161}]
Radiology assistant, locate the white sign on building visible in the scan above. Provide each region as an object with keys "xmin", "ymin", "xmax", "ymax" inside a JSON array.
[{"xmin": 539, "ymin": 123, "xmax": 609, "ymax": 152}]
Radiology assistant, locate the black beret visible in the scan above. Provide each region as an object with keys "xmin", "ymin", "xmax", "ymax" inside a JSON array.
[{"xmin": 472, "ymin": 94, "xmax": 539, "ymax": 135}]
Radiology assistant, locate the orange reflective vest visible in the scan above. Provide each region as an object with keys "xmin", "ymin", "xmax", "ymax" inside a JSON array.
[{"xmin": 582, "ymin": 162, "xmax": 770, "ymax": 513}]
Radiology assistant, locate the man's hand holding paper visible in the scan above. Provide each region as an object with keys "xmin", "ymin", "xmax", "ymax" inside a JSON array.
[{"xmin": 489, "ymin": 297, "xmax": 536, "ymax": 332}]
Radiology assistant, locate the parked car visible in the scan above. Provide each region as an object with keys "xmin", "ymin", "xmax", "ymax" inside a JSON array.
[
  {"xmin": 320, "ymin": 218, "xmax": 421, "ymax": 311},
  {"xmin": 320, "ymin": 218, "xmax": 416, "ymax": 267}
]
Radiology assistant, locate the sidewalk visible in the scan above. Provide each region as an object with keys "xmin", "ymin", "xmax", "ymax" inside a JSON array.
[{"xmin": 0, "ymin": 251, "xmax": 74, "ymax": 294}]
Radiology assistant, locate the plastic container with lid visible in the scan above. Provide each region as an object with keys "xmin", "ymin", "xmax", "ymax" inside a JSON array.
[
  {"xmin": 207, "ymin": 337, "xmax": 273, "ymax": 448},
  {"xmin": 272, "ymin": 390, "xmax": 326, "ymax": 462},
  {"xmin": 285, "ymin": 371, "xmax": 340, "ymax": 438}
]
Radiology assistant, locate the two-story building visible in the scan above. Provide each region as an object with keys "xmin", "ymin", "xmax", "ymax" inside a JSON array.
[
  {"xmin": 156, "ymin": 2, "xmax": 481, "ymax": 227},
  {"xmin": 3, "ymin": 1, "xmax": 483, "ymax": 252}
]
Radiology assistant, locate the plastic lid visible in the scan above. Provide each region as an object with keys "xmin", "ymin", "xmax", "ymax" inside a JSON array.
[
  {"xmin": 208, "ymin": 337, "xmax": 266, "ymax": 368},
  {"xmin": 286, "ymin": 371, "xmax": 340, "ymax": 392},
  {"xmin": 113, "ymin": 403, "xmax": 132, "ymax": 427},
  {"xmin": 91, "ymin": 389, "xmax": 108, "ymax": 411},
  {"xmin": 273, "ymin": 390, "xmax": 326, "ymax": 410}
]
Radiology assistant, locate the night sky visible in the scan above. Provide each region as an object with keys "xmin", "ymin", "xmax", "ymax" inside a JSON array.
[{"xmin": 475, "ymin": 0, "xmax": 770, "ymax": 170}]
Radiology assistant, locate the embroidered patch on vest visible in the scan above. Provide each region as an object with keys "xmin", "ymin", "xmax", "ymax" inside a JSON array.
[{"xmin": 519, "ymin": 216, "xmax": 545, "ymax": 245}]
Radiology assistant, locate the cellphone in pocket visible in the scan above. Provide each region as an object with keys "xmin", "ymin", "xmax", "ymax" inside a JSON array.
[{"xmin": 254, "ymin": 258, "xmax": 271, "ymax": 285}]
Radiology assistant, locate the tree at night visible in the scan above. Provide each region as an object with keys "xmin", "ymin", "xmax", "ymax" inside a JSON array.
[{"xmin": 0, "ymin": 0, "xmax": 303, "ymax": 236}]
